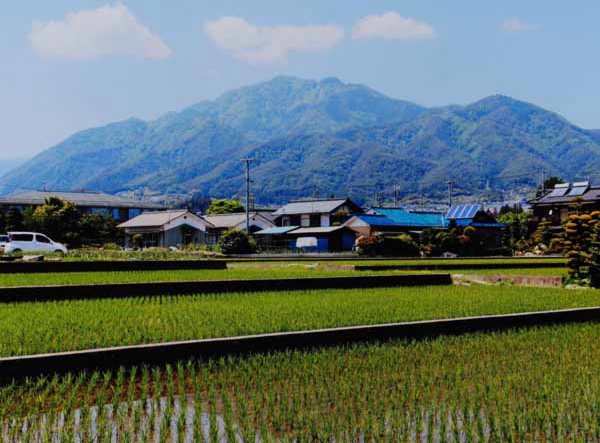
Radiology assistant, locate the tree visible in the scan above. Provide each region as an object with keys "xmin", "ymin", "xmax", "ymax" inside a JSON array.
[
  {"xmin": 0, "ymin": 210, "xmax": 6, "ymax": 233},
  {"xmin": 6, "ymin": 207, "xmax": 24, "ymax": 232},
  {"xmin": 78, "ymin": 212, "xmax": 119, "ymax": 245},
  {"xmin": 31, "ymin": 197, "xmax": 80, "ymax": 244},
  {"xmin": 206, "ymin": 199, "xmax": 245, "ymax": 215},
  {"xmin": 218, "ymin": 230, "xmax": 256, "ymax": 254},
  {"xmin": 499, "ymin": 210, "xmax": 531, "ymax": 252}
]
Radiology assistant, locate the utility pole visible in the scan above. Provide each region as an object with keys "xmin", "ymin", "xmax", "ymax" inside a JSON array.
[
  {"xmin": 393, "ymin": 184, "xmax": 400, "ymax": 207},
  {"xmin": 447, "ymin": 180, "xmax": 455, "ymax": 209},
  {"xmin": 240, "ymin": 158, "xmax": 254, "ymax": 232},
  {"xmin": 540, "ymin": 170, "xmax": 546, "ymax": 191}
]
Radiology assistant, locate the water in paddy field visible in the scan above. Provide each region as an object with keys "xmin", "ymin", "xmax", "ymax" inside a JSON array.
[{"xmin": 1, "ymin": 397, "xmax": 552, "ymax": 442}]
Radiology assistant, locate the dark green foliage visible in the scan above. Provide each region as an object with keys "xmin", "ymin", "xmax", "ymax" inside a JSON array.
[
  {"xmin": 5, "ymin": 206, "xmax": 23, "ymax": 232},
  {"xmin": 499, "ymin": 209, "xmax": 530, "ymax": 252},
  {"xmin": 30, "ymin": 197, "xmax": 80, "ymax": 245},
  {"xmin": 218, "ymin": 230, "xmax": 257, "ymax": 254},
  {"xmin": 2, "ymin": 78, "xmax": 599, "ymax": 203},
  {"xmin": 355, "ymin": 233, "xmax": 419, "ymax": 257},
  {"xmin": 0, "ymin": 210, "xmax": 6, "ymax": 233},
  {"xmin": 78, "ymin": 212, "xmax": 120, "ymax": 245},
  {"xmin": 377, "ymin": 234, "xmax": 420, "ymax": 257},
  {"xmin": 206, "ymin": 199, "xmax": 245, "ymax": 215}
]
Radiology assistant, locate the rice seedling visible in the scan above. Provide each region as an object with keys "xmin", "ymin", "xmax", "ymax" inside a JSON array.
[
  {"xmin": 0, "ymin": 259, "xmax": 566, "ymax": 287},
  {"xmin": 2, "ymin": 322, "xmax": 600, "ymax": 441},
  {"xmin": 1, "ymin": 284, "xmax": 599, "ymax": 357}
]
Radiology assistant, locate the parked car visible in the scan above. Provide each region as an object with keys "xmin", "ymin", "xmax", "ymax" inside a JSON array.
[
  {"xmin": 0, "ymin": 234, "xmax": 8, "ymax": 246},
  {"xmin": 1, "ymin": 232, "xmax": 68, "ymax": 254}
]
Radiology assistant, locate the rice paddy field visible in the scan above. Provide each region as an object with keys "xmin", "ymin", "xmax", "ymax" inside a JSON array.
[
  {"xmin": 0, "ymin": 262, "xmax": 567, "ymax": 287},
  {"xmin": 1, "ymin": 285, "xmax": 599, "ymax": 357},
  {"xmin": 3, "ymin": 322, "xmax": 600, "ymax": 441},
  {"xmin": 2, "ymin": 256, "xmax": 596, "ymax": 441}
]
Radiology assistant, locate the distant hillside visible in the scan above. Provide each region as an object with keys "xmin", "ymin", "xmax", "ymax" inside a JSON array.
[
  {"xmin": 2, "ymin": 76, "xmax": 599, "ymax": 203},
  {"xmin": 0, "ymin": 158, "xmax": 28, "ymax": 180}
]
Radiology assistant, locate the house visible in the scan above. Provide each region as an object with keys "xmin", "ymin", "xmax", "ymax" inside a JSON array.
[
  {"xmin": 0, "ymin": 190, "xmax": 165, "ymax": 222},
  {"xmin": 254, "ymin": 226, "xmax": 300, "ymax": 250},
  {"xmin": 202, "ymin": 212, "xmax": 275, "ymax": 244},
  {"xmin": 368, "ymin": 208, "xmax": 446, "ymax": 232},
  {"xmin": 117, "ymin": 210, "xmax": 212, "ymax": 248},
  {"xmin": 343, "ymin": 214, "xmax": 406, "ymax": 237},
  {"xmin": 273, "ymin": 198, "xmax": 363, "ymax": 228},
  {"xmin": 445, "ymin": 204, "xmax": 506, "ymax": 249},
  {"xmin": 284, "ymin": 226, "xmax": 357, "ymax": 252},
  {"xmin": 529, "ymin": 181, "xmax": 598, "ymax": 225}
]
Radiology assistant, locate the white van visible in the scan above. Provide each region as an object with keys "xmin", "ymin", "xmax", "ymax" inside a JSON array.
[{"xmin": 2, "ymin": 232, "xmax": 68, "ymax": 254}]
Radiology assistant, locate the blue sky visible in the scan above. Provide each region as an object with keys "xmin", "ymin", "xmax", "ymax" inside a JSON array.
[{"xmin": 2, "ymin": 1, "xmax": 600, "ymax": 159}]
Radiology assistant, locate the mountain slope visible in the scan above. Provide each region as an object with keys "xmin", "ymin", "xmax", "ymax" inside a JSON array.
[
  {"xmin": 0, "ymin": 76, "xmax": 424, "ymax": 196},
  {"xmin": 181, "ymin": 95, "xmax": 600, "ymax": 201},
  {"xmin": 2, "ymin": 76, "xmax": 599, "ymax": 203}
]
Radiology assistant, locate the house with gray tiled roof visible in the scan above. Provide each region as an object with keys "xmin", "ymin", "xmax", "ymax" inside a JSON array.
[
  {"xmin": 273, "ymin": 198, "xmax": 363, "ymax": 228},
  {"xmin": 529, "ymin": 181, "xmax": 599, "ymax": 225},
  {"xmin": 0, "ymin": 190, "xmax": 165, "ymax": 222}
]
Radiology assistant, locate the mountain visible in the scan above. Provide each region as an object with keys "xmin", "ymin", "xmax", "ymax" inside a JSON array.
[
  {"xmin": 2, "ymin": 76, "xmax": 599, "ymax": 204},
  {"xmin": 0, "ymin": 158, "xmax": 28, "ymax": 180}
]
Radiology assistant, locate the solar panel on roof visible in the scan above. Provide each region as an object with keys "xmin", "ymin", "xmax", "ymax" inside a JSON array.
[
  {"xmin": 567, "ymin": 186, "xmax": 587, "ymax": 197},
  {"xmin": 548, "ymin": 187, "xmax": 569, "ymax": 198},
  {"xmin": 446, "ymin": 205, "xmax": 480, "ymax": 220}
]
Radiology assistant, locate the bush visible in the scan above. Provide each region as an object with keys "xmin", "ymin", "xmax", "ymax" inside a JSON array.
[
  {"xmin": 354, "ymin": 233, "xmax": 419, "ymax": 257},
  {"xmin": 218, "ymin": 230, "xmax": 257, "ymax": 255},
  {"xmin": 378, "ymin": 234, "xmax": 420, "ymax": 257}
]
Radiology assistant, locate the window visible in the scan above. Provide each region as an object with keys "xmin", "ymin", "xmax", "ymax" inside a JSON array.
[
  {"xmin": 301, "ymin": 214, "xmax": 310, "ymax": 227},
  {"xmin": 10, "ymin": 234, "xmax": 33, "ymax": 242},
  {"xmin": 36, "ymin": 235, "xmax": 51, "ymax": 243}
]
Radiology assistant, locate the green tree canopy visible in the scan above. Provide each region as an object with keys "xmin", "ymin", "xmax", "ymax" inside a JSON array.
[
  {"xmin": 206, "ymin": 199, "xmax": 245, "ymax": 215},
  {"xmin": 6, "ymin": 206, "xmax": 24, "ymax": 232}
]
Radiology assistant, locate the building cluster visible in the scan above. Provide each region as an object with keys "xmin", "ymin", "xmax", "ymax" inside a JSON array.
[
  {"xmin": 116, "ymin": 197, "xmax": 507, "ymax": 252},
  {"xmin": 5, "ymin": 181, "xmax": 594, "ymax": 253}
]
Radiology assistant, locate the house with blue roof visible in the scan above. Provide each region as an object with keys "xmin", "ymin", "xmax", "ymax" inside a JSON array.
[
  {"xmin": 368, "ymin": 208, "xmax": 446, "ymax": 231},
  {"xmin": 445, "ymin": 204, "xmax": 507, "ymax": 249},
  {"xmin": 343, "ymin": 214, "xmax": 407, "ymax": 238}
]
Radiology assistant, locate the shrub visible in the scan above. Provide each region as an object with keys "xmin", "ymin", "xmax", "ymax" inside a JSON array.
[
  {"xmin": 102, "ymin": 242, "xmax": 121, "ymax": 250},
  {"xmin": 218, "ymin": 230, "xmax": 257, "ymax": 255}
]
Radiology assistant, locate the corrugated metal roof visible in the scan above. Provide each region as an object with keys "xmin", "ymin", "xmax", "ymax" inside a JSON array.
[
  {"xmin": 272, "ymin": 199, "xmax": 349, "ymax": 216},
  {"xmin": 287, "ymin": 226, "xmax": 347, "ymax": 235},
  {"xmin": 255, "ymin": 226, "xmax": 299, "ymax": 235},
  {"xmin": 0, "ymin": 190, "xmax": 164, "ymax": 209},
  {"xmin": 446, "ymin": 205, "xmax": 481, "ymax": 220},
  {"xmin": 118, "ymin": 210, "xmax": 209, "ymax": 229},
  {"xmin": 373, "ymin": 208, "xmax": 446, "ymax": 228},
  {"xmin": 351, "ymin": 214, "xmax": 403, "ymax": 227}
]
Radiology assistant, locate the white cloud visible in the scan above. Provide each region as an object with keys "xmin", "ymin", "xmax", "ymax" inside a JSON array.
[
  {"xmin": 352, "ymin": 12, "xmax": 435, "ymax": 40},
  {"xmin": 204, "ymin": 16, "xmax": 345, "ymax": 62},
  {"xmin": 501, "ymin": 17, "xmax": 541, "ymax": 32},
  {"xmin": 29, "ymin": 3, "xmax": 171, "ymax": 60}
]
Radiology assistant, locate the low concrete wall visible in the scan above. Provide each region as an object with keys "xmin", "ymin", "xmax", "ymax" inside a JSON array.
[
  {"xmin": 0, "ymin": 274, "xmax": 452, "ymax": 303},
  {"xmin": 1, "ymin": 306, "xmax": 598, "ymax": 380},
  {"xmin": 0, "ymin": 260, "xmax": 227, "ymax": 274},
  {"xmin": 355, "ymin": 262, "xmax": 564, "ymax": 271}
]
